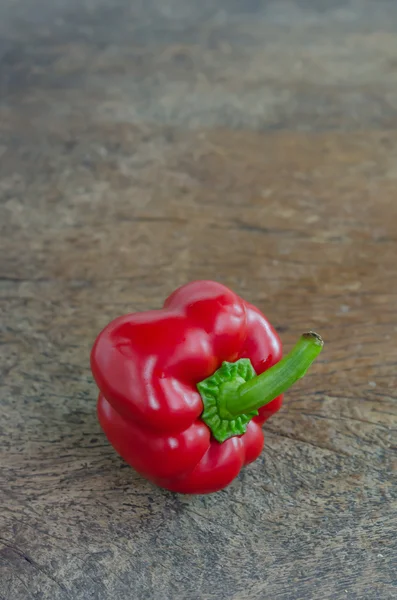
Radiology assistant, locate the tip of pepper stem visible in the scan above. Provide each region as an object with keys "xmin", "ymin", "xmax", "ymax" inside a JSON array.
[{"xmin": 302, "ymin": 331, "xmax": 324, "ymax": 347}]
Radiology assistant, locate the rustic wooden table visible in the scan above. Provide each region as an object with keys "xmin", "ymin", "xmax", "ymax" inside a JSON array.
[{"xmin": 1, "ymin": 1, "xmax": 396, "ymax": 598}]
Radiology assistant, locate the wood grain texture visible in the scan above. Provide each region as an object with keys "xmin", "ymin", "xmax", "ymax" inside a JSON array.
[{"xmin": 0, "ymin": 1, "xmax": 396, "ymax": 598}]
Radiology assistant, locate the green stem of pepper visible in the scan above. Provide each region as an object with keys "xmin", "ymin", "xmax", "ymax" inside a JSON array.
[{"xmin": 226, "ymin": 332, "xmax": 324, "ymax": 417}]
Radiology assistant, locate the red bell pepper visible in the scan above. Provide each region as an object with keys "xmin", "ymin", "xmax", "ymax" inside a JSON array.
[{"xmin": 91, "ymin": 280, "xmax": 323, "ymax": 494}]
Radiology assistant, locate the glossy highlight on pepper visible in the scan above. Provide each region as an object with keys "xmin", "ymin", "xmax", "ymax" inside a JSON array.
[{"xmin": 91, "ymin": 280, "xmax": 323, "ymax": 494}]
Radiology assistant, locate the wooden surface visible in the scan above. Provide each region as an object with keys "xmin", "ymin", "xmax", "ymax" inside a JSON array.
[{"xmin": 1, "ymin": 1, "xmax": 396, "ymax": 598}]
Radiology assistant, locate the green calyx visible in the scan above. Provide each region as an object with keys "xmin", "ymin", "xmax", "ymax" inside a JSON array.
[
  {"xmin": 198, "ymin": 332, "xmax": 324, "ymax": 443},
  {"xmin": 197, "ymin": 359, "xmax": 259, "ymax": 443}
]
